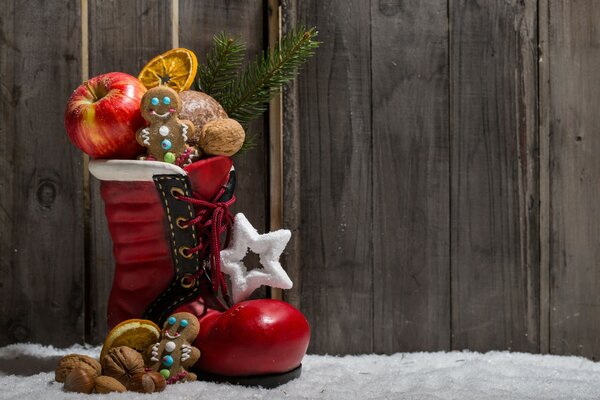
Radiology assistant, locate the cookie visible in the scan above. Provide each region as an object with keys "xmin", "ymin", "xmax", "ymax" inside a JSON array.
[
  {"xmin": 146, "ymin": 312, "xmax": 201, "ymax": 383},
  {"xmin": 136, "ymin": 86, "xmax": 196, "ymax": 164}
]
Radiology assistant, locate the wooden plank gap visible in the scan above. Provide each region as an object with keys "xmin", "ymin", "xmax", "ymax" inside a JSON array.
[
  {"xmin": 81, "ymin": 0, "xmax": 92, "ymax": 344},
  {"xmin": 538, "ymin": 0, "xmax": 550, "ymax": 355},
  {"xmin": 268, "ymin": 0, "xmax": 284, "ymax": 301}
]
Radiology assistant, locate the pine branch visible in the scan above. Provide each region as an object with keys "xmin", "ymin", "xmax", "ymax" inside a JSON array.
[
  {"xmin": 219, "ymin": 27, "xmax": 319, "ymax": 126},
  {"xmin": 197, "ymin": 33, "xmax": 246, "ymax": 98}
]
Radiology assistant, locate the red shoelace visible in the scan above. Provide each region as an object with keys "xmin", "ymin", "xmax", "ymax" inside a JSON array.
[{"xmin": 175, "ymin": 187, "xmax": 235, "ymax": 296}]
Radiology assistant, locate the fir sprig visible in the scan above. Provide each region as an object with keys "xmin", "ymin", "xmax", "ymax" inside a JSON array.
[
  {"xmin": 215, "ymin": 27, "xmax": 319, "ymax": 126},
  {"xmin": 197, "ymin": 33, "xmax": 246, "ymax": 97}
]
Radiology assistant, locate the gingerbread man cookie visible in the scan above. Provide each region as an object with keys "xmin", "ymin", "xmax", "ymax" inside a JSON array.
[
  {"xmin": 146, "ymin": 312, "xmax": 201, "ymax": 383},
  {"xmin": 136, "ymin": 86, "xmax": 196, "ymax": 164}
]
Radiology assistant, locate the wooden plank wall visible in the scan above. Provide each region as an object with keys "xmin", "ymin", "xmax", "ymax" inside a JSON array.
[
  {"xmin": 0, "ymin": 0, "xmax": 85, "ymax": 347},
  {"xmin": 284, "ymin": 0, "xmax": 600, "ymax": 358},
  {"xmin": 3, "ymin": 0, "xmax": 600, "ymax": 359},
  {"xmin": 545, "ymin": 0, "xmax": 600, "ymax": 359}
]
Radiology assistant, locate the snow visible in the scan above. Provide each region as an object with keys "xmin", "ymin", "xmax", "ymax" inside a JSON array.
[{"xmin": 1, "ymin": 343, "xmax": 600, "ymax": 399}]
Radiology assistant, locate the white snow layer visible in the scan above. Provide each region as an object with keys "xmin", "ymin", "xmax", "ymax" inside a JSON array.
[{"xmin": 1, "ymin": 343, "xmax": 600, "ymax": 399}]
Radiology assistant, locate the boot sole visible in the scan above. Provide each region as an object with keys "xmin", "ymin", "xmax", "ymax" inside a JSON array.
[{"xmin": 197, "ymin": 364, "xmax": 302, "ymax": 388}]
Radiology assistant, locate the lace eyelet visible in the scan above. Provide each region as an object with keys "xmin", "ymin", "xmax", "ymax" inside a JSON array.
[
  {"xmin": 179, "ymin": 246, "xmax": 193, "ymax": 259},
  {"xmin": 181, "ymin": 275, "xmax": 196, "ymax": 289},
  {"xmin": 176, "ymin": 217, "xmax": 189, "ymax": 229},
  {"xmin": 170, "ymin": 187, "xmax": 185, "ymax": 198}
]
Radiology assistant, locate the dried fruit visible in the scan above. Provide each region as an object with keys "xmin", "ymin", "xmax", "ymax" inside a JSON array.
[
  {"xmin": 55, "ymin": 354, "xmax": 101, "ymax": 383},
  {"xmin": 94, "ymin": 375, "xmax": 127, "ymax": 394},
  {"xmin": 100, "ymin": 318, "xmax": 160, "ymax": 362},
  {"xmin": 146, "ymin": 370, "xmax": 166, "ymax": 392},
  {"xmin": 126, "ymin": 372, "xmax": 155, "ymax": 393},
  {"xmin": 138, "ymin": 48, "xmax": 198, "ymax": 92},
  {"xmin": 101, "ymin": 346, "xmax": 145, "ymax": 387},
  {"xmin": 64, "ymin": 368, "xmax": 94, "ymax": 394}
]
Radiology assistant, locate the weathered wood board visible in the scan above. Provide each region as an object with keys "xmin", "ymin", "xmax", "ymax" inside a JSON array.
[
  {"xmin": 449, "ymin": 0, "xmax": 539, "ymax": 352},
  {"xmin": 371, "ymin": 0, "xmax": 451, "ymax": 353},
  {"xmin": 0, "ymin": 0, "xmax": 85, "ymax": 346},
  {"xmin": 284, "ymin": 0, "xmax": 374, "ymax": 354},
  {"xmin": 547, "ymin": 0, "xmax": 600, "ymax": 359}
]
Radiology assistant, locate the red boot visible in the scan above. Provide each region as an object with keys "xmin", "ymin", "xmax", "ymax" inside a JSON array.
[{"xmin": 90, "ymin": 157, "xmax": 310, "ymax": 386}]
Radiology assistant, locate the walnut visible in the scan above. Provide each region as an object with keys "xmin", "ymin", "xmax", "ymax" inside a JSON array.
[
  {"xmin": 101, "ymin": 346, "xmax": 145, "ymax": 387},
  {"xmin": 55, "ymin": 354, "xmax": 101, "ymax": 383},
  {"xmin": 198, "ymin": 118, "xmax": 245, "ymax": 156}
]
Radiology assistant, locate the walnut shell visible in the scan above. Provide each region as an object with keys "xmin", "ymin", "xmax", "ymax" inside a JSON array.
[
  {"xmin": 94, "ymin": 375, "xmax": 127, "ymax": 394},
  {"xmin": 198, "ymin": 118, "xmax": 245, "ymax": 156},
  {"xmin": 55, "ymin": 354, "xmax": 101, "ymax": 383},
  {"xmin": 64, "ymin": 368, "xmax": 94, "ymax": 394},
  {"xmin": 180, "ymin": 90, "xmax": 228, "ymax": 146},
  {"xmin": 126, "ymin": 372, "xmax": 155, "ymax": 393},
  {"xmin": 101, "ymin": 346, "xmax": 145, "ymax": 387}
]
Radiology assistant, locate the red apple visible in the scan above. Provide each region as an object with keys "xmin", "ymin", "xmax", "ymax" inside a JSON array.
[{"xmin": 65, "ymin": 72, "xmax": 147, "ymax": 159}]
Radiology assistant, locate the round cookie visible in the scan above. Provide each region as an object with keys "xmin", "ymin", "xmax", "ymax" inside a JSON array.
[
  {"xmin": 146, "ymin": 312, "xmax": 201, "ymax": 383},
  {"xmin": 136, "ymin": 86, "xmax": 196, "ymax": 164}
]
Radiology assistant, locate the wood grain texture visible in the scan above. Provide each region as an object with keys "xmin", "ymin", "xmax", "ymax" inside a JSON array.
[
  {"xmin": 538, "ymin": 0, "xmax": 551, "ymax": 355},
  {"xmin": 87, "ymin": 0, "xmax": 172, "ymax": 343},
  {"xmin": 280, "ymin": 0, "xmax": 302, "ymax": 308},
  {"xmin": 547, "ymin": 0, "xmax": 600, "ymax": 359},
  {"xmin": 371, "ymin": 0, "xmax": 451, "ymax": 353},
  {"xmin": 178, "ymin": 0, "xmax": 268, "ymax": 299},
  {"xmin": 284, "ymin": 0, "xmax": 373, "ymax": 354},
  {"xmin": 0, "ymin": 0, "xmax": 84, "ymax": 346},
  {"xmin": 450, "ymin": 0, "xmax": 539, "ymax": 352}
]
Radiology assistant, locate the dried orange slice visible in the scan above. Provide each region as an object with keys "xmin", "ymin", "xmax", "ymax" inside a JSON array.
[
  {"xmin": 138, "ymin": 48, "xmax": 198, "ymax": 92},
  {"xmin": 100, "ymin": 319, "xmax": 160, "ymax": 361}
]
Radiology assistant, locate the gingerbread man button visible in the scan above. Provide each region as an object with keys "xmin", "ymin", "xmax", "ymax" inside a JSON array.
[
  {"xmin": 136, "ymin": 86, "xmax": 195, "ymax": 164},
  {"xmin": 146, "ymin": 312, "xmax": 201, "ymax": 383}
]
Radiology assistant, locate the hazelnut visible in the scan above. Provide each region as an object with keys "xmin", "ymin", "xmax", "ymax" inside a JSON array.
[
  {"xmin": 55, "ymin": 354, "xmax": 101, "ymax": 383},
  {"xmin": 146, "ymin": 370, "xmax": 166, "ymax": 392},
  {"xmin": 64, "ymin": 368, "xmax": 94, "ymax": 394},
  {"xmin": 94, "ymin": 375, "xmax": 127, "ymax": 394},
  {"xmin": 126, "ymin": 372, "xmax": 155, "ymax": 393},
  {"xmin": 101, "ymin": 346, "xmax": 145, "ymax": 386}
]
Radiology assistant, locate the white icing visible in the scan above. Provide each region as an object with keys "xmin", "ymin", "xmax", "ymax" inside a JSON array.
[
  {"xmin": 181, "ymin": 123, "xmax": 189, "ymax": 142},
  {"xmin": 153, "ymin": 111, "xmax": 170, "ymax": 118},
  {"xmin": 181, "ymin": 353, "xmax": 190, "ymax": 362},
  {"xmin": 141, "ymin": 128, "xmax": 151, "ymax": 145},
  {"xmin": 150, "ymin": 356, "xmax": 159, "ymax": 362},
  {"xmin": 165, "ymin": 341, "xmax": 176, "ymax": 353},
  {"xmin": 159, "ymin": 125, "xmax": 170, "ymax": 137}
]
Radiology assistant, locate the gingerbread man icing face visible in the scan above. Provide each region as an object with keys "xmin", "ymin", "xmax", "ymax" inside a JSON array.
[
  {"xmin": 146, "ymin": 312, "xmax": 201, "ymax": 383},
  {"xmin": 136, "ymin": 86, "xmax": 196, "ymax": 164}
]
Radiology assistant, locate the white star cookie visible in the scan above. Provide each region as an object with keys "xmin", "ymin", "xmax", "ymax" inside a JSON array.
[{"xmin": 220, "ymin": 213, "xmax": 293, "ymax": 303}]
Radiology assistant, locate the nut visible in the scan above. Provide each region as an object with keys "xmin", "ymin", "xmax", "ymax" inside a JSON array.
[
  {"xmin": 198, "ymin": 118, "xmax": 245, "ymax": 156},
  {"xmin": 94, "ymin": 375, "xmax": 127, "ymax": 394},
  {"xmin": 55, "ymin": 354, "xmax": 101, "ymax": 383},
  {"xmin": 101, "ymin": 346, "xmax": 145, "ymax": 386},
  {"xmin": 64, "ymin": 368, "xmax": 94, "ymax": 394},
  {"xmin": 126, "ymin": 372, "xmax": 155, "ymax": 393},
  {"xmin": 179, "ymin": 90, "xmax": 228, "ymax": 145},
  {"xmin": 146, "ymin": 370, "xmax": 166, "ymax": 392}
]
